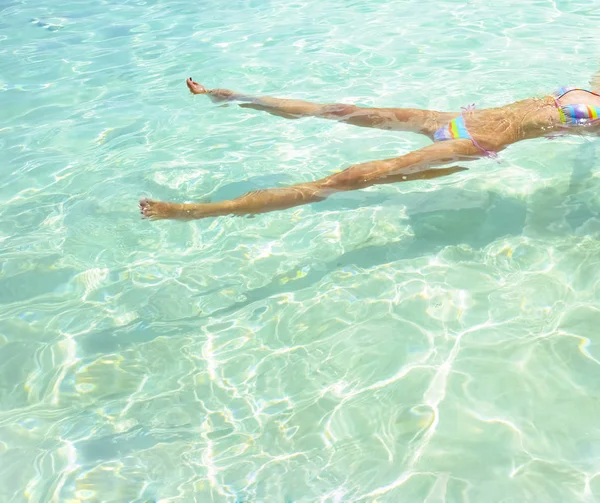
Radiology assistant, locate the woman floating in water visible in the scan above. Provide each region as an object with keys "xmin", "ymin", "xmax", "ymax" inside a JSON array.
[{"xmin": 140, "ymin": 73, "xmax": 600, "ymax": 221}]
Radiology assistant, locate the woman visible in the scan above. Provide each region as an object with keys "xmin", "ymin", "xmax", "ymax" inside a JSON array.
[{"xmin": 140, "ymin": 73, "xmax": 600, "ymax": 221}]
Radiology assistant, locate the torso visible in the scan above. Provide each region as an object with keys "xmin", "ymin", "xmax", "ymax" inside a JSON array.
[{"xmin": 459, "ymin": 89, "xmax": 600, "ymax": 153}]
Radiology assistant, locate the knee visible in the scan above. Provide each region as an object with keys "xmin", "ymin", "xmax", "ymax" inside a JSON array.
[{"xmin": 324, "ymin": 164, "xmax": 370, "ymax": 190}]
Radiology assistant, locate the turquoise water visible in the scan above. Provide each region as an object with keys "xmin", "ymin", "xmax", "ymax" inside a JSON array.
[{"xmin": 2, "ymin": 0, "xmax": 600, "ymax": 501}]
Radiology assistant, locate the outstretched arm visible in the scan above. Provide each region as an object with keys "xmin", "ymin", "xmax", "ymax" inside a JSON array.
[{"xmin": 140, "ymin": 139, "xmax": 481, "ymax": 221}]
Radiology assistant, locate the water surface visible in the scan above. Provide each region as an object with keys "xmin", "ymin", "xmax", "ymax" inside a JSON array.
[{"xmin": 2, "ymin": 0, "xmax": 600, "ymax": 501}]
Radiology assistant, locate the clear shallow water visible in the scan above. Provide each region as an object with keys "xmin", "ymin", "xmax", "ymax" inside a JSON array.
[{"xmin": 2, "ymin": 0, "xmax": 600, "ymax": 501}]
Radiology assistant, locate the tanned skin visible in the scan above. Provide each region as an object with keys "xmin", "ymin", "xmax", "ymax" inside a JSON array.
[{"xmin": 140, "ymin": 74, "xmax": 600, "ymax": 221}]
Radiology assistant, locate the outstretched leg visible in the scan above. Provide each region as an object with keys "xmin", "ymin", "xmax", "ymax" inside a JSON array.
[
  {"xmin": 186, "ymin": 77, "xmax": 456, "ymax": 137},
  {"xmin": 140, "ymin": 139, "xmax": 481, "ymax": 221}
]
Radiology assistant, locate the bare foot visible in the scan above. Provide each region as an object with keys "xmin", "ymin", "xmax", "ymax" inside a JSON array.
[
  {"xmin": 186, "ymin": 77, "xmax": 238, "ymax": 103},
  {"xmin": 186, "ymin": 77, "xmax": 207, "ymax": 95},
  {"xmin": 139, "ymin": 198, "xmax": 183, "ymax": 220}
]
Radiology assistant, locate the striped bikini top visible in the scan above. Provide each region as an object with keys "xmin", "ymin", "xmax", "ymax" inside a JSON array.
[{"xmin": 553, "ymin": 87, "xmax": 600, "ymax": 125}]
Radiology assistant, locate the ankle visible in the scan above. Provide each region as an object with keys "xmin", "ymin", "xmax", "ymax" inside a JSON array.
[{"xmin": 208, "ymin": 88, "xmax": 237, "ymax": 102}]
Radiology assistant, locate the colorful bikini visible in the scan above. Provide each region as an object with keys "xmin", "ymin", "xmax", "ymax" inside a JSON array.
[
  {"xmin": 552, "ymin": 87, "xmax": 600, "ymax": 125},
  {"xmin": 433, "ymin": 87, "xmax": 600, "ymax": 156},
  {"xmin": 433, "ymin": 103, "xmax": 495, "ymax": 157}
]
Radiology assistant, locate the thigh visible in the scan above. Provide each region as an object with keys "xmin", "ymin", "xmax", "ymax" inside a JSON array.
[{"xmin": 323, "ymin": 104, "xmax": 458, "ymax": 137}]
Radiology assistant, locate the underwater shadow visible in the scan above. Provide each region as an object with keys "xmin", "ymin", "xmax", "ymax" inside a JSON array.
[
  {"xmin": 203, "ymin": 186, "xmax": 527, "ymax": 319},
  {"xmin": 203, "ymin": 141, "xmax": 600, "ymax": 320}
]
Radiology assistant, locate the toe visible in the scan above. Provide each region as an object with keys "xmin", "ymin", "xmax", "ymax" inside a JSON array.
[{"xmin": 139, "ymin": 198, "xmax": 152, "ymax": 218}]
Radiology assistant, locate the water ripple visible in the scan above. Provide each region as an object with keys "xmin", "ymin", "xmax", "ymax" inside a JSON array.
[{"xmin": 2, "ymin": 0, "xmax": 600, "ymax": 501}]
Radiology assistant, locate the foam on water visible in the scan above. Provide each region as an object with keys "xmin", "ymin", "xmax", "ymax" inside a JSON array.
[{"xmin": 2, "ymin": 0, "xmax": 600, "ymax": 501}]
